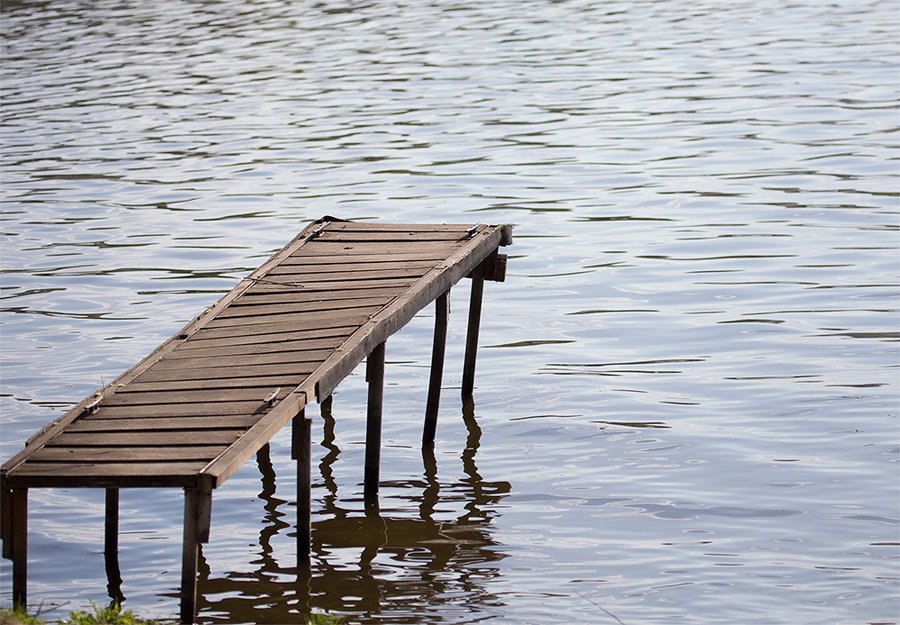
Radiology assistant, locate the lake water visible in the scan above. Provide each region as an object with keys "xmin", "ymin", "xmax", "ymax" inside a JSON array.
[{"xmin": 1, "ymin": 1, "xmax": 898, "ymax": 623}]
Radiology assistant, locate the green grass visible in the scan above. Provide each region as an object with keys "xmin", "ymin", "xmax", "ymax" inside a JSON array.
[{"xmin": 1, "ymin": 603, "xmax": 343, "ymax": 625}]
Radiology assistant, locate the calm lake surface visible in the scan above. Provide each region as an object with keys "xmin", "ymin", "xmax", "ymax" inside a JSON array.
[{"xmin": 1, "ymin": 1, "xmax": 898, "ymax": 623}]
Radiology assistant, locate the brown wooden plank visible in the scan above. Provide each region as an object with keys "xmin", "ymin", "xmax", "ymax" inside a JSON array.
[
  {"xmin": 103, "ymin": 387, "xmax": 291, "ymax": 407},
  {"xmin": 204, "ymin": 307, "xmax": 383, "ymax": 330},
  {"xmin": 234, "ymin": 287, "xmax": 395, "ymax": 304},
  {"xmin": 181, "ymin": 325, "xmax": 356, "ymax": 348},
  {"xmin": 121, "ymin": 375, "xmax": 303, "ymax": 394},
  {"xmin": 132, "ymin": 363, "xmax": 316, "ymax": 384},
  {"xmin": 8, "ymin": 463, "xmax": 206, "ymax": 488},
  {"xmin": 279, "ymin": 252, "xmax": 452, "ymax": 266},
  {"xmin": 245, "ymin": 278, "xmax": 417, "ymax": 293},
  {"xmin": 215, "ymin": 296, "xmax": 393, "ymax": 319},
  {"xmin": 264, "ymin": 266, "xmax": 431, "ymax": 281},
  {"xmin": 67, "ymin": 416, "xmax": 259, "ymax": 432},
  {"xmin": 186, "ymin": 319, "xmax": 363, "ymax": 342},
  {"xmin": 49, "ymin": 431, "xmax": 244, "ymax": 447},
  {"xmin": 288, "ymin": 241, "xmax": 462, "ymax": 256},
  {"xmin": 267, "ymin": 260, "xmax": 440, "ymax": 275},
  {"xmin": 28, "ymin": 447, "xmax": 226, "ymax": 462},
  {"xmin": 146, "ymin": 348, "xmax": 333, "ymax": 372},
  {"xmin": 326, "ymin": 222, "xmax": 472, "ymax": 232},
  {"xmin": 88, "ymin": 402, "xmax": 266, "ymax": 418},
  {"xmin": 314, "ymin": 230, "xmax": 470, "ymax": 242},
  {"xmin": 167, "ymin": 338, "xmax": 341, "ymax": 359}
]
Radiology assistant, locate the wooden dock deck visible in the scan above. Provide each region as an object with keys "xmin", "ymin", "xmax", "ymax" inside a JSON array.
[{"xmin": 1, "ymin": 217, "xmax": 511, "ymax": 622}]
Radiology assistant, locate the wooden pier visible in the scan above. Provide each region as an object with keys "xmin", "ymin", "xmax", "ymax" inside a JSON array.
[{"xmin": 0, "ymin": 218, "xmax": 511, "ymax": 623}]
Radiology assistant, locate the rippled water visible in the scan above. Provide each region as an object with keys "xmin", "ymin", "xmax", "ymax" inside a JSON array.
[{"xmin": 1, "ymin": 1, "xmax": 898, "ymax": 623}]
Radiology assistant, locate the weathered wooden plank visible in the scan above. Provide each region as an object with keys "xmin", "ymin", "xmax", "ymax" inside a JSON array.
[
  {"xmin": 204, "ymin": 307, "xmax": 383, "ymax": 330},
  {"xmin": 168, "ymin": 338, "xmax": 340, "ymax": 358},
  {"xmin": 179, "ymin": 326, "xmax": 356, "ymax": 349},
  {"xmin": 326, "ymin": 222, "xmax": 473, "ymax": 232},
  {"xmin": 286, "ymin": 241, "xmax": 462, "ymax": 256},
  {"xmin": 132, "ymin": 363, "xmax": 316, "ymax": 384},
  {"xmin": 245, "ymin": 278, "xmax": 417, "ymax": 293},
  {"xmin": 145, "ymin": 349, "xmax": 333, "ymax": 373},
  {"xmin": 103, "ymin": 387, "xmax": 290, "ymax": 407},
  {"xmin": 264, "ymin": 266, "xmax": 431, "ymax": 281},
  {"xmin": 279, "ymin": 252, "xmax": 452, "ymax": 266},
  {"xmin": 120, "ymin": 375, "xmax": 304, "ymax": 394},
  {"xmin": 89, "ymin": 402, "xmax": 266, "ymax": 418},
  {"xmin": 214, "ymin": 296, "xmax": 392, "ymax": 319},
  {"xmin": 7, "ymin": 464, "xmax": 204, "ymax": 488},
  {"xmin": 268, "ymin": 260, "xmax": 440, "ymax": 275},
  {"xmin": 230, "ymin": 288, "xmax": 393, "ymax": 305},
  {"xmin": 315, "ymin": 230, "xmax": 470, "ymax": 242},
  {"xmin": 185, "ymin": 319, "xmax": 363, "ymax": 342},
  {"xmin": 49, "ymin": 431, "xmax": 244, "ymax": 447},
  {"xmin": 67, "ymin": 416, "xmax": 260, "ymax": 432},
  {"xmin": 29, "ymin": 446, "xmax": 226, "ymax": 462}
]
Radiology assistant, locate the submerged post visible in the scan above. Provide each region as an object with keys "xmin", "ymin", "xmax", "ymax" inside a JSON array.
[
  {"xmin": 364, "ymin": 341, "xmax": 386, "ymax": 500},
  {"xmin": 462, "ymin": 262, "xmax": 486, "ymax": 400},
  {"xmin": 423, "ymin": 290, "xmax": 450, "ymax": 447},
  {"xmin": 104, "ymin": 488, "xmax": 124, "ymax": 603},
  {"xmin": 292, "ymin": 408, "xmax": 312, "ymax": 557},
  {"xmin": 8, "ymin": 488, "xmax": 27, "ymax": 609},
  {"xmin": 180, "ymin": 477, "xmax": 212, "ymax": 624}
]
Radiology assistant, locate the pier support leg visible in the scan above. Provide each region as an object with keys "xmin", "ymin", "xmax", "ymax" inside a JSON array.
[
  {"xmin": 462, "ymin": 262, "xmax": 486, "ymax": 400},
  {"xmin": 6, "ymin": 488, "xmax": 27, "ymax": 609},
  {"xmin": 180, "ymin": 478, "xmax": 211, "ymax": 624},
  {"xmin": 104, "ymin": 488, "xmax": 124, "ymax": 603},
  {"xmin": 423, "ymin": 290, "xmax": 450, "ymax": 447},
  {"xmin": 364, "ymin": 341, "xmax": 386, "ymax": 501},
  {"xmin": 292, "ymin": 408, "xmax": 312, "ymax": 558}
]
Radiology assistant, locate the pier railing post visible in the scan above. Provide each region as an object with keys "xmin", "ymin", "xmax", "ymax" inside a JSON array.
[
  {"xmin": 180, "ymin": 477, "xmax": 212, "ymax": 624},
  {"xmin": 462, "ymin": 262, "xmax": 486, "ymax": 400},
  {"xmin": 292, "ymin": 408, "xmax": 312, "ymax": 558},
  {"xmin": 423, "ymin": 290, "xmax": 450, "ymax": 447},
  {"xmin": 364, "ymin": 341, "xmax": 386, "ymax": 500}
]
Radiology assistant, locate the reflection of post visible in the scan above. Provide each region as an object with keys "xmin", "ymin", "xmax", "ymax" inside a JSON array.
[
  {"xmin": 462, "ymin": 263, "xmax": 485, "ymax": 400},
  {"xmin": 364, "ymin": 342, "xmax": 386, "ymax": 501},
  {"xmin": 423, "ymin": 291, "xmax": 450, "ymax": 447},
  {"xmin": 104, "ymin": 488, "xmax": 124, "ymax": 604}
]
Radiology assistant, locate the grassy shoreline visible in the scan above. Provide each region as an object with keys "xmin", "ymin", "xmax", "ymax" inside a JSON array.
[{"xmin": 1, "ymin": 603, "xmax": 342, "ymax": 625}]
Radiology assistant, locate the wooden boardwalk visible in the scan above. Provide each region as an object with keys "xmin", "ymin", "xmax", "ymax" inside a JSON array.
[{"xmin": 1, "ymin": 217, "xmax": 511, "ymax": 622}]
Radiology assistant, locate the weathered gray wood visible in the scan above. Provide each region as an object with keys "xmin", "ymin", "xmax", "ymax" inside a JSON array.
[
  {"xmin": 423, "ymin": 291, "xmax": 450, "ymax": 447},
  {"xmin": 364, "ymin": 342, "xmax": 385, "ymax": 500},
  {"xmin": 462, "ymin": 261, "xmax": 486, "ymax": 400},
  {"xmin": 66, "ymin": 416, "xmax": 260, "ymax": 432}
]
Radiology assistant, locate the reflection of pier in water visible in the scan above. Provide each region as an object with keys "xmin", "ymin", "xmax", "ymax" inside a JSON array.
[{"xmin": 190, "ymin": 397, "xmax": 510, "ymax": 623}]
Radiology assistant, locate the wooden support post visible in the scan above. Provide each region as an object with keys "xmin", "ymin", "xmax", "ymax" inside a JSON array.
[
  {"xmin": 293, "ymin": 409, "xmax": 312, "ymax": 557},
  {"xmin": 180, "ymin": 477, "xmax": 212, "ymax": 624},
  {"xmin": 9, "ymin": 488, "xmax": 27, "ymax": 609},
  {"xmin": 104, "ymin": 488, "xmax": 124, "ymax": 604},
  {"xmin": 104, "ymin": 488, "xmax": 119, "ymax": 561},
  {"xmin": 423, "ymin": 290, "xmax": 450, "ymax": 447},
  {"xmin": 364, "ymin": 341, "xmax": 386, "ymax": 500},
  {"xmin": 462, "ymin": 262, "xmax": 486, "ymax": 400}
]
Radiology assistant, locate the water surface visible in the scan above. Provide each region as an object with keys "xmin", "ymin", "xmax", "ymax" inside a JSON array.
[{"xmin": 1, "ymin": 1, "xmax": 898, "ymax": 623}]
